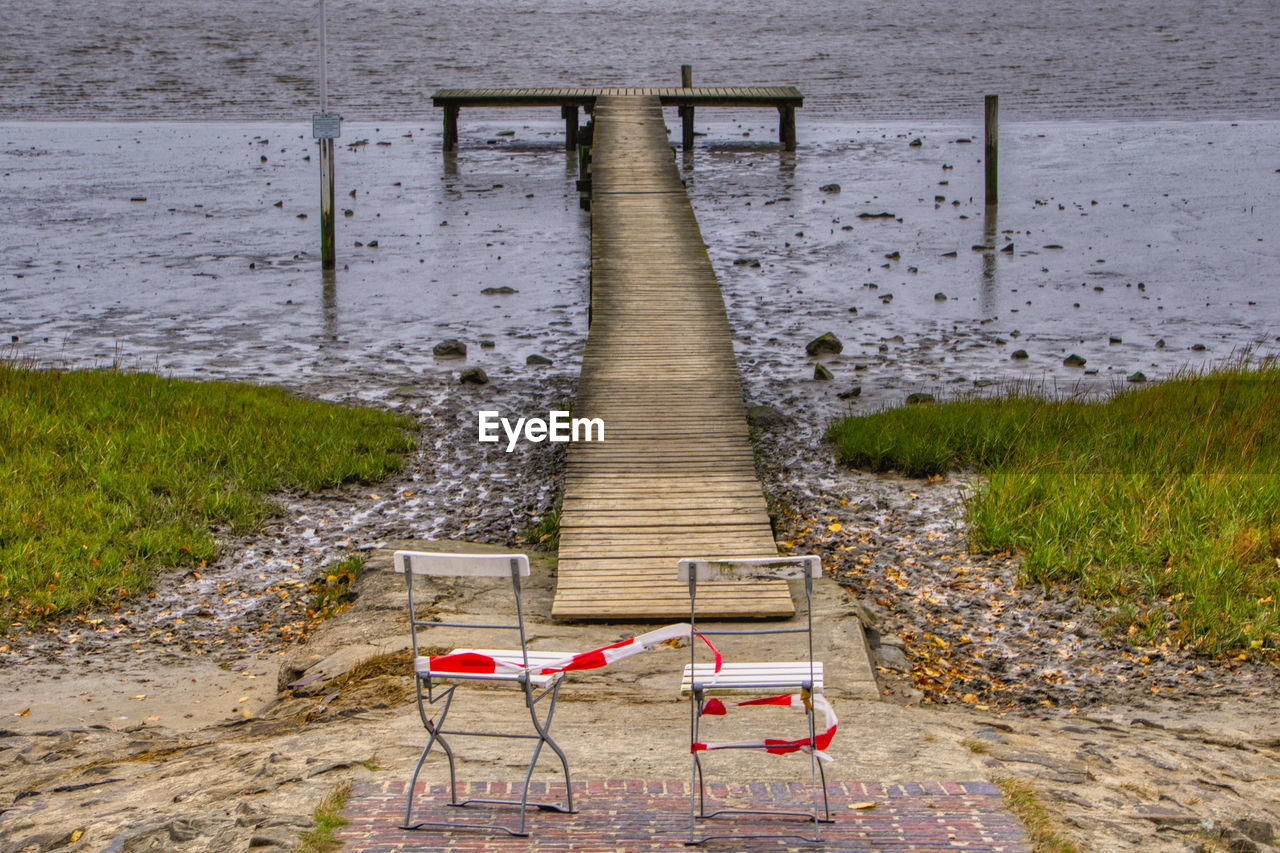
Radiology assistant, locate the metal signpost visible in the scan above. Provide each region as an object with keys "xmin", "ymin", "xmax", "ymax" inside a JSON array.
[{"xmin": 314, "ymin": 0, "xmax": 340, "ymax": 269}]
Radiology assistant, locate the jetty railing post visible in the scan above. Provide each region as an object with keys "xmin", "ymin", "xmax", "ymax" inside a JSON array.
[
  {"xmin": 680, "ymin": 64, "xmax": 695, "ymax": 151},
  {"xmin": 562, "ymin": 105, "xmax": 578, "ymax": 150},
  {"xmin": 984, "ymin": 94, "xmax": 998, "ymax": 207},
  {"xmin": 443, "ymin": 105, "xmax": 459, "ymax": 152}
]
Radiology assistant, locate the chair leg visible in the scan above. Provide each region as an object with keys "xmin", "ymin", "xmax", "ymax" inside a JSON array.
[
  {"xmin": 402, "ymin": 684, "xmax": 457, "ymax": 828},
  {"xmin": 688, "ymin": 688, "xmax": 709, "ymax": 844},
  {"xmin": 685, "ymin": 691, "xmax": 833, "ymax": 845},
  {"xmin": 403, "ymin": 679, "xmax": 572, "ymax": 838},
  {"xmin": 807, "ymin": 701, "xmax": 820, "ymax": 839},
  {"xmin": 818, "ymin": 751, "xmax": 832, "ymax": 821},
  {"xmin": 532, "ymin": 679, "xmax": 575, "ymax": 814}
]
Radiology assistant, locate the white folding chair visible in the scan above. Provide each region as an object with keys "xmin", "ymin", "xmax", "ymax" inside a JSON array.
[
  {"xmin": 679, "ymin": 555, "xmax": 834, "ymax": 845},
  {"xmin": 394, "ymin": 550, "xmax": 576, "ymax": 838}
]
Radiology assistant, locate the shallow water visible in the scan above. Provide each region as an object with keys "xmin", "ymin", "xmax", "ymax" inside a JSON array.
[{"xmin": 2, "ymin": 0, "xmax": 1278, "ymax": 121}]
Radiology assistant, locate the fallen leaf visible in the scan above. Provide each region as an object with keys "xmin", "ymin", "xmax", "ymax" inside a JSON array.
[
  {"xmin": 130, "ymin": 694, "xmax": 146, "ymax": 701},
  {"xmin": 827, "ymin": 522, "xmax": 842, "ymax": 532},
  {"xmin": 15, "ymin": 707, "xmax": 30, "ymax": 717},
  {"xmin": 848, "ymin": 801, "xmax": 877, "ymax": 810},
  {"xmin": 71, "ymin": 830, "xmax": 83, "ymax": 843}
]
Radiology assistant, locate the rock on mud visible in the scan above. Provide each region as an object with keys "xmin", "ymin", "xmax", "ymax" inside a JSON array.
[
  {"xmin": 806, "ymin": 332, "xmax": 844, "ymax": 357},
  {"xmin": 433, "ymin": 339, "xmax": 467, "ymax": 358},
  {"xmin": 459, "ymin": 367, "xmax": 488, "ymax": 385}
]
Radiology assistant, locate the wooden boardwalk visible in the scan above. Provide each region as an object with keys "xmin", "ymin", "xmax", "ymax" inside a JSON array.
[{"xmin": 551, "ymin": 96, "xmax": 793, "ymax": 620}]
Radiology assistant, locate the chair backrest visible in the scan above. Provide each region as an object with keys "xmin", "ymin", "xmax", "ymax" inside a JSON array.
[
  {"xmin": 677, "ymin": 556, "xmax": 820, "ymax": 583},
  {"xmin": 395, "ymin": 550, "xmax": 531, "ymax": 578},
  {"xmin": 393, "ymin": 550, "xmax": 534, "ymax": 673},
  {"xmin": 678, "ymin": 554, "xmax": 823, "ymax": 691}
]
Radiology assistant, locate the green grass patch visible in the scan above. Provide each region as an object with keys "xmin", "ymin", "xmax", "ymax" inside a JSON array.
[
  {"xmin": 295, "ymin": 781, "xmax": 352, "ymax": 853},
  {"xmin": 0, "ymin": 363, "xmax": 414, "ymax": 630},
  {"xmin": 308, "ymin": 553, "xmax": 366, "ymax": 621},
  {"xmin": 525, "ymin": 507, "xmax": 561, "ymax": 550},
  {"xmin": 826, "ymin": 363, "xmax": 1280, "ymax": 653},
  {"xmin": 993, "ymin": 776, "xmax": 1081, "ymax": 853}
]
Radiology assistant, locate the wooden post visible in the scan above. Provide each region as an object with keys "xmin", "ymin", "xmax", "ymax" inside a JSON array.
[
  {"xmin": 319, "ymin": 137, "xmax": 335, "ymax": 269},
  {"xmin": 984, "ymin": 94, "xmax": 998, "ymax": 207},
  {"xmin": 317, "ymin": 0, "xmax": 335, "ymax": 268},
  {"xmin": 779, "ymin": 106, "xmax": 796, "ymax": 151},
  {"xmin": 443, "ymin": 105, "xmax": 459, "ymax": 152},
  {"xmin": 562, "ymin": 104, "xmax": 578, "ymax": 150},
  {"xmin": 680, "ymin": 64, "xmax": 695, "ymax": 151}
]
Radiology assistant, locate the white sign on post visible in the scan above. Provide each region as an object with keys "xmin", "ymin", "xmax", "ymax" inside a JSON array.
[{"xmin": 312, "ymin": 112, "xmax": 341, "ymax": 139}]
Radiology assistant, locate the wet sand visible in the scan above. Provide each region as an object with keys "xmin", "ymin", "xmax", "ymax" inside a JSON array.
[{"xmin": 3, "ymin": 117, "xmax": 1278, "ymax": 414}]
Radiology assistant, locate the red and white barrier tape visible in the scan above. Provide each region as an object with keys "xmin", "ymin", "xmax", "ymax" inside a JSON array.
[
  {"xmin": 426, "ymin": 626, "xmax": 835, "ymax": 761},
  {"xmin": 694, "ymin": 692, "xmax": 838, "ymax": 762},
  {"xmin": 426, "ymin": 623, "xmax": 721, "ymax": 678}
]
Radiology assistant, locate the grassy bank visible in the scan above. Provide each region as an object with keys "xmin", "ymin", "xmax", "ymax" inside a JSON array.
[
  {"xmin": 0, "ymin": 363, "xmax": 415, "ymax": 630},
  {"xmin": 826, "ymin": 363, "xmax": 1280, "ymax": 653}
]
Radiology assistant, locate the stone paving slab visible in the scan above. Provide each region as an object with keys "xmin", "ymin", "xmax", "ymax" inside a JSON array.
[{"xmin": 338, "ymin": 779, "xmax": 1030, "ymax": 852}]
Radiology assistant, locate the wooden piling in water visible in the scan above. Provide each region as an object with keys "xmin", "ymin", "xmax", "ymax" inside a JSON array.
[
  {"xmin": 779, "ymin": 105, "xmax": 797, "ymax": 152},
  {"xmin": 443, "ymin": 105, "xmax": 459, "ymax": 152},
  {"xmin": 562, "ymin": 104, "xmax": 578, "ymax": 150},
  {"xmin": 985, "ymin": 94, "xmax": 998, "ymax": 207},
  {"xmin": 319, "ymin": 137, "xmax": 335, "ymax": 269},
  {"xmin": 680, "ymin": 64, "xmax": 695, "ymax": 151}
]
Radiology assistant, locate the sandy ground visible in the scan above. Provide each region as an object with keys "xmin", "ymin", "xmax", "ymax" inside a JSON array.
[{"xmin": 4, "ymin": 538, "xmax": 1279, "ymax": 853}]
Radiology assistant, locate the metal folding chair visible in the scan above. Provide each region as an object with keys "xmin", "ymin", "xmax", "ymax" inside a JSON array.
[
  {"xmin": 679, "ymin": 555, "xmax": 834, "ymax": 845},
  {"xmin": 394, "ymin": 550, "xmax": 576, "ymax": 838}
]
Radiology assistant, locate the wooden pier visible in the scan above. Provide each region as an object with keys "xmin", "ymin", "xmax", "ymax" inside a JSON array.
[
  {"xmin": 550, "ymin": 95, "xmax": 794, "ymax": 620},
  {"xmin": 432, "ymin": 86, "xmax": 802, "ymax": 151}
]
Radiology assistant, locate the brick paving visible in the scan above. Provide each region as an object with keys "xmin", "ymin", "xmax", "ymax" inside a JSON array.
[{"xmin": 337, "ymin": 779, "xmax": 1030, "ymax": 851}]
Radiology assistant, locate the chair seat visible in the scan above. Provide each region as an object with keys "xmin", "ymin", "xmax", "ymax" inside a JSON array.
[
  {"xmin": 681, "ymin": 661, "xmax": 824, "ymax": 695},
  {"xmin": 417, "ymin": 649, "xmax": 574, "ymax": 687}
]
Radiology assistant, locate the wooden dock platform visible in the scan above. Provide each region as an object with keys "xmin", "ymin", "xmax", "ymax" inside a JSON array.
[
  {"xmin": 551, "ymin": 95, "xmax": 793, "ymax": 620},
  {"xmin": 432, "ymin": 86, "xmax": 801, "ymax": 151}
]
